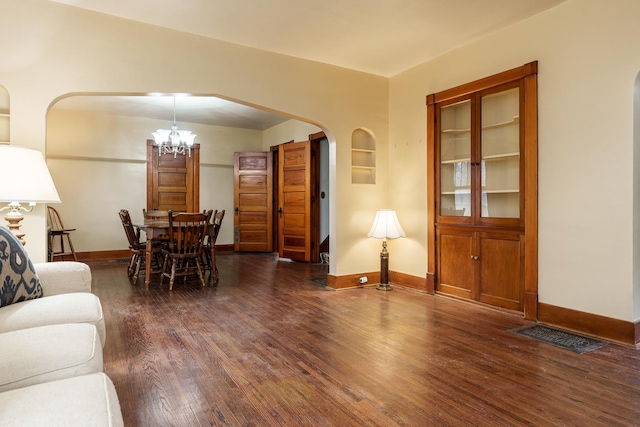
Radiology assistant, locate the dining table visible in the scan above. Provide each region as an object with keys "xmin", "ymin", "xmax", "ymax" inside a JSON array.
[{"xmin": 135, "ymin": 218, "xmax": 216, "ymax": 288}]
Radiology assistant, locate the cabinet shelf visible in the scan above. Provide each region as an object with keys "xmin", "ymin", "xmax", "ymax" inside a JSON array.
[
  {"xmin": 442, "ymin": 128, "xmax": 470, "ymax": 135},
  {"xmin": 441, "ymin": 157, "xmax": 471, "ymax": 164},
  {"xmin": 482, "ymin": 152, "xmax": 519, "ymax": 161},
  {"xmin": 442, "ymin": 188, "xmax": 519, "ymax": 195},
  {"xmin": 441, "ymin": 152, "xmax": 518, "ymax": 164},
  {"xmin": 442, "ymin": 189, "xmax": 470, "ymax": 195},
  {"xmin": 482, "ymin": 189, "xmax": 519, "ymax": 194},
  {"xmin": 482, "ymin": 116, "xmax": 519, "ymax": 130}
]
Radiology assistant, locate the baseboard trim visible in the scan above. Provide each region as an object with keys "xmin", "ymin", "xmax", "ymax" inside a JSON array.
[
  {"xmin": 77, "ymin": 250, "xmax": 130, "ymax": 262},
  {"xmin": 327, "ymin": 272, "xmax": 380, "ymax": 290},
  {"xmin": 329, "ymin": 271, "xmax": 640, "ymax": 347},
  {"xmin": 76, "ymin": 244, "xmax": 235, "ymax": 262},
  {"xmin": 328, "ymin": 270, "xmax": 425, "ymax": 291},
  {"xmin": 538, "ymin": 302, "xmax": 639, "ymax": 347},
  {"xmin": 389, "ymin": 270, "xmax": 428, "ymax": 292}
]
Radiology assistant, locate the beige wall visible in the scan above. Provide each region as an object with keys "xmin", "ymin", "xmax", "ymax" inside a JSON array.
[
  {"xmin": 262, "ymin": 120, "xmax": 323, "ymax": 150},
  {"xmin": 389, "ymin": 0, "xmax": 640, "ymax": 321},
  {"xmin": 0, "ymin": 0, "xmax": 389, "ymax": 277}
]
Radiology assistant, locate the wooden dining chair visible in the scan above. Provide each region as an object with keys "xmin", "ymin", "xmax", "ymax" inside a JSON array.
[
  {"xmin": 119, "ymin": 209, "xmax": 161, "ymax": 284},
  {"xmin": 202, "ymin": 209, "xmax": 225, "ymax": 282},
  {"xmin": 160, "ymin": 210, "xmax": 212, "ymax": 290},
  {"xmin": 47, "ymin": 206, "xmax": 78, "ymax": 262}
]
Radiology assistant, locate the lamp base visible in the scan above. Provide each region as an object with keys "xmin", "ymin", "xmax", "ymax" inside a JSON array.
[
  {"xmin": 4, "ymin": 212, "xmax": 26, "ymax": 245},
  {"xmin": 376, "ymin": 283, "xmax": 392, "ymax": 291}
]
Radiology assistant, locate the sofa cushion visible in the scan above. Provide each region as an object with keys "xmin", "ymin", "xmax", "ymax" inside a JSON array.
[
  {"xmin": 0, "ymin": 292, "xmax": 106, "ymax": 347},
  {"xmin": 0, "ymin": 323, "xmax": 103, "ymax": 392},
  {"xmin": 33, "ymin": 261, "xmax": 92, "ymax": 295},
  {"xmin": 0, "ymin": 226, "xmax": 42, "ymax": 307},
  {"xmin": 0, "ymin": 372, "xmax": 124, "ymax": 426}
]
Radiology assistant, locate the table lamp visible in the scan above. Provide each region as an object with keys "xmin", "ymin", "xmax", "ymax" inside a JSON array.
[
  {"xmin": 367, "ymin": 209, "xmax": 406, "ymax": 291},
  {"xmin": 0, "ymin": 145, "xmax": 61, "ymax": 245}
]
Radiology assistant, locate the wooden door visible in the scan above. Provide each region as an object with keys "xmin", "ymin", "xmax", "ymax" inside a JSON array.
[
  {"xmin": 147, "ymin": 140, "xmax": 200, "ymax": 212},
  {"xmin": 278, "ymin": 141, "xmax": 316, "ymax": 262},
  {"xmin": 234, "ymin": 151, "xmax": 273, "ymax": 252}
]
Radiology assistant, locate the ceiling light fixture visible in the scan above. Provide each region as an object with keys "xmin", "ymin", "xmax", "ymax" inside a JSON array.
[{"xmin": 151, "ymin": 96, "xmax": 196, "ymax": 157}]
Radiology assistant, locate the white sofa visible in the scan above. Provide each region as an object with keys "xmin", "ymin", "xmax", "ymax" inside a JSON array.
[
  {"xmin": 0, "ymin": 261, "xmax": 106, "ymax": 346},
  {"xmin": 0, "ymin": 226, "xmax": 123, "ymax": 426}
]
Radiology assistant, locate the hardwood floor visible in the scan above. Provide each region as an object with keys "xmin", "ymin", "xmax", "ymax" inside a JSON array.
[{"xmin": 91, "ymin": 253, "xmax": 640, "ymax": 426}]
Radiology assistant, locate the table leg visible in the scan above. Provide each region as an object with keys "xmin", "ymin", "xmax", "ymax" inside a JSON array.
[
  {"xmin": 145, "ymin": 239, "xmax": 153, "ymax": 289},
  {"xmin": 210, "ymin": 245, "xmax": 217, "ymax": 283}
]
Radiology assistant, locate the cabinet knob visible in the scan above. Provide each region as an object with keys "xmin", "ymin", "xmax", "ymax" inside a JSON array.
[{"xmin": 474, "ymin": 256, "xmax": 479, "ymax": 260}]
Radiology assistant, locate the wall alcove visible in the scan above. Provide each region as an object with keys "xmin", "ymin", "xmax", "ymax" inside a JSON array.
[{"xmin": 351, "ymin": 128, "xmax": 376, "ymax": 184}]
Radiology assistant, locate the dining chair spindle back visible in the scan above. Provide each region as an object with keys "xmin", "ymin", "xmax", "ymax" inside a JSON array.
[
  {"xmin": 47, "ymin": 206, "xmax": 77, "ymax": 262},
  {"xmin": 160, "ymin": 210, "xmax": 212, "ymax": 290}
]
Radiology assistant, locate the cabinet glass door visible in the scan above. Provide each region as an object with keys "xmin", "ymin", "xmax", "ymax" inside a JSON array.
[
  {"xmin": 480, "ymin": 87, "xmax": 520, "ymax": 219},
  {"xmin": 440, "ymin": 99, "xmax": 471, "ymax": 218}
]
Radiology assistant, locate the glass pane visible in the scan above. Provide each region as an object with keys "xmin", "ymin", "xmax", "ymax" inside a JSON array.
[
  {"xmin": 481, "ymin": 88, "xmax": 520, "ymax": 218},
  {"xmin": 440, "ymin": 99, "xmax": 471, "ymax": 217}
]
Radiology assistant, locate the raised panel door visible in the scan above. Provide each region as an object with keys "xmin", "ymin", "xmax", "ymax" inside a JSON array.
[
  {"xmin": 279, "ymin": 141, "xmax": 311, "ymax": 261},
  {"xmin": 436, "ymin": 227, "xmax": 475, "ymax": 299},
  {"xmin": 477, "ymin": 231, "xmax": 524, "ymax": 311},
  {"xmin": 147, "ymin": 139, "xmax": 199, "ymax": 212},
  {"xmin": 234, "ymin": 151, "xmax": 273, "ymax": 252}
]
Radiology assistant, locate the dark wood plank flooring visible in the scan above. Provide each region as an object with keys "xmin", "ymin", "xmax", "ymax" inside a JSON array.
[{"xmin": 91, "ymin": 253, "xmax": 640, "ymax": 426}]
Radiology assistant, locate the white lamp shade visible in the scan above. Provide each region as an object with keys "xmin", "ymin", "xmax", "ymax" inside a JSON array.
[
  {"xmin": 178, "ymin": 131, "xmax": 196, "ymax": 147},
  {"xmin": 152, "ymin": 129, "xmax": 171, "ymax": 145},
  {"xmin": 0, "ymin": 145, "xmax": 61, "ymax": 203},
  {"xmin": 367, "ymin": 209, "xmax": 406, "ymax": 239}
]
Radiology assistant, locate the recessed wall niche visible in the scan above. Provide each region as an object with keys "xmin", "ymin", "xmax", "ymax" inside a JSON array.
[{"xmin": 351, "ymin": 128, "xmax": 375, "ymax": 184}]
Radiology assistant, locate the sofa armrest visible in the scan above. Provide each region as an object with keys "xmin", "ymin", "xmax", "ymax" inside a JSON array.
[{"xmin": 33, "ymin": 261, "xmax": 92, "ymax": 295}]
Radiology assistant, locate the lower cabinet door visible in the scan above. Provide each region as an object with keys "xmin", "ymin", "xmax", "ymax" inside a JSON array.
[
  {"xmin": 436, "ymin": 227, "xmax": 475, "ymax": 299},
  {"xmin": 477, "ymin": 231, "xmax": 524, "ymax": 311},
  {"xmin": 436, "ymin": 226, "xmax": 524, "ymax": 312}
]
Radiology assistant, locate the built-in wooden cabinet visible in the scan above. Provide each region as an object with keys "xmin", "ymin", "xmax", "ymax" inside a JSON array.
[{"xmin": 427, "ymin": 62, "xmax": 538, "ymax": 319}]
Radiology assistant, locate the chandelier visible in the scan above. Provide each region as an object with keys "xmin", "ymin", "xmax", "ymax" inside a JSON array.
[{"xmin": 151, "ymin": 96, "xmax": 196, "ymax": 157}]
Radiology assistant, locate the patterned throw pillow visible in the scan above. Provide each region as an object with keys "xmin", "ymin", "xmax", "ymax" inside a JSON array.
[{"xmin": 0, "ymin": 226, "xmax": 43, "ymax": 307}]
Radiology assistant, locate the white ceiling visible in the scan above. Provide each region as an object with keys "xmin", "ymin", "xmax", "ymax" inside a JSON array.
[
  {"xmin": 49, "ymin": 0, "xmax": 567, "ymax": 129},
  {"xmin": 53, "ymin": 95, "xmax": 291, "ymax": 131}
]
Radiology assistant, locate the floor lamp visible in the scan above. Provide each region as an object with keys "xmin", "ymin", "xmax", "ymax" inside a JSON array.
[
  {"xmin": 367, "ymin": 209, "xmax": 406, "ymax": 291},
  {"xmin": 0, "ymin": 145, "xmax": 61, "ymax": 245}
]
